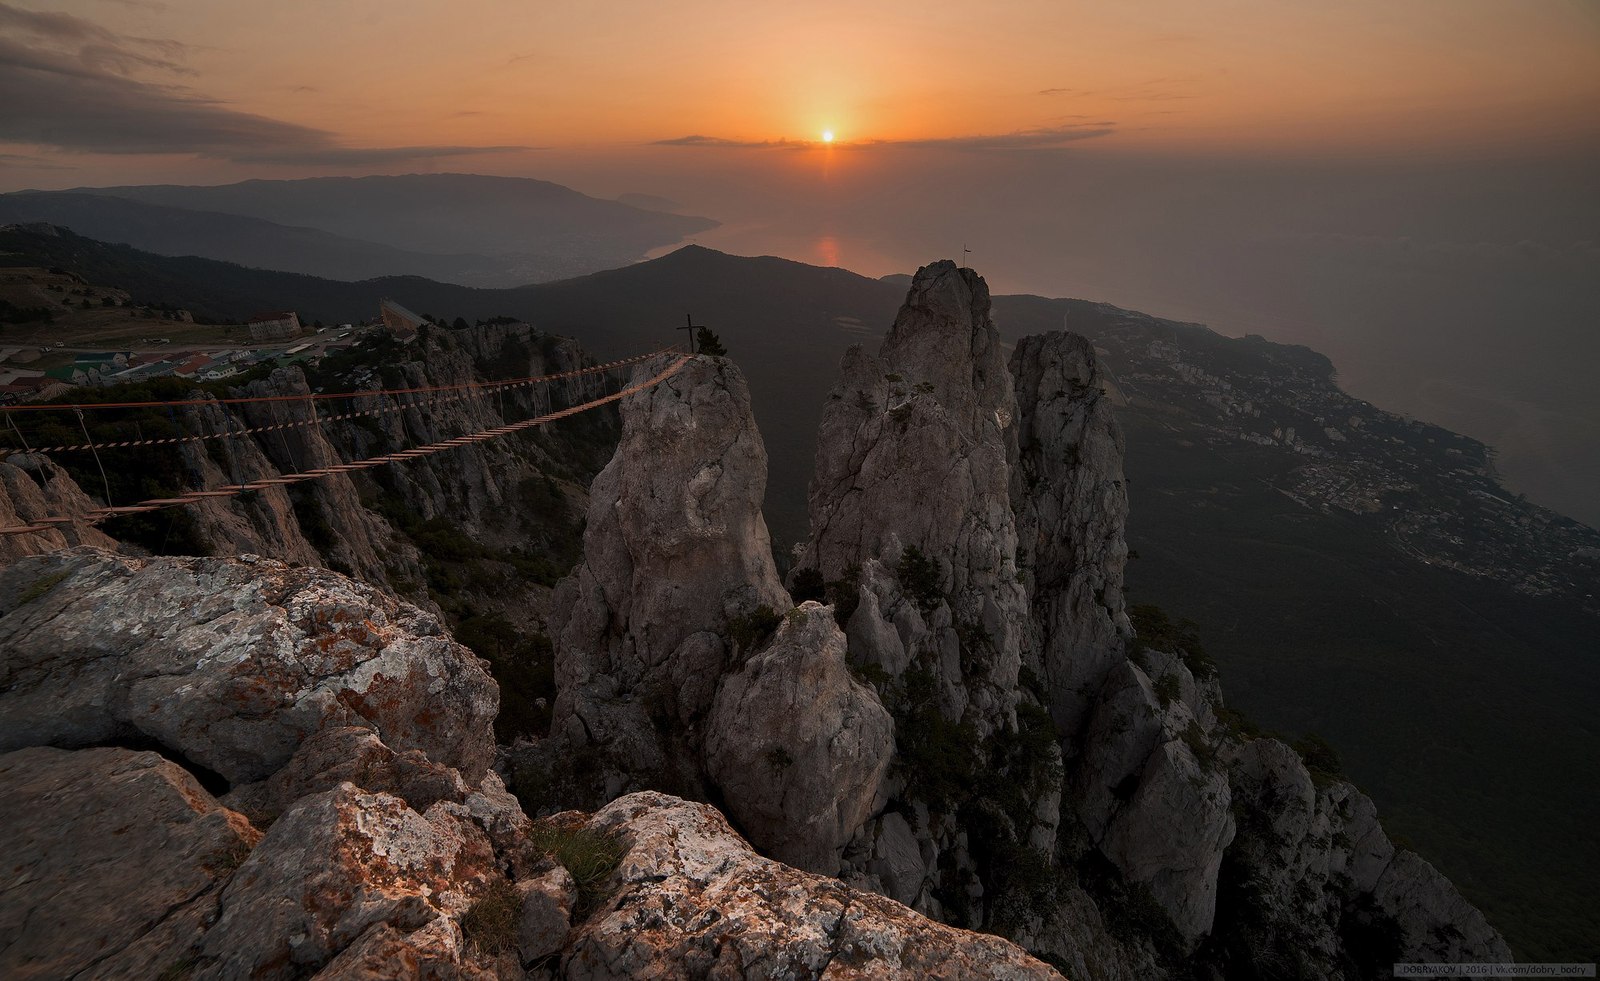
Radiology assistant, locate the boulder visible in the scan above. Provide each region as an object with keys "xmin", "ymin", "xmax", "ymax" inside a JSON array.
[
  {"xmin": 222, "ymin": 725, "xmax": 469, "ymax": 824},
  {"xmin": 199, "ymin": 783, "xmax": 497, "ymax": 978},
  {"xmin": 0, "ymin": 746, "xmax": 259, "ymax": 981},
  {"xmin": 563, "ymin": 792, "xmax": 1064, "ymax": 980},
  {"xmin": 0, "ymin": 548, "xmax": 498, "ymax": 786},
  {"xmin": 1097, "ymin": 739, "xmax": 1235, "ymax": 944},
  {"xmin": 864, "ymin": 811, "xmax": 928, "ymax": 907},
  {"xmin": 309, "ymin": 919, "xmax": 497, "ymax": 980},
  {"xmin": 705, "ymin": 602, "xmax": 894, "ymax": 874},
  {"xmin": 517, "ymin": 866, "xmax": 576, "ymax": 965}
]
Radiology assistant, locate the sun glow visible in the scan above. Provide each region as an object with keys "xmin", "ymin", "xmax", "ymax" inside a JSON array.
[{"xmin": 821, "ymin": 130, "xmax": 835, "ymax": 143}]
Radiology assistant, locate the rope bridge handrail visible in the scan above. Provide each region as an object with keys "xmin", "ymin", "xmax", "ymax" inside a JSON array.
[
  {"xmin": 0, "ymin": 349, "xmax": 669, "ymax": 415},
  {"xmin": 0, "ymin": 353, "xmax": 690, "ymax": 538}
]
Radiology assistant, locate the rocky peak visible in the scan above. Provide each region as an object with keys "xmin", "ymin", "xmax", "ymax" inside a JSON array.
[
  {"xmin": 878, "ymin": 259, "xmax": 1014, "ymax": 436},
  {"xmin": 538, "ymin": 353, "xmax": 791, "ymax": 801},
  {"xmin": 797, "ymin": 259, "xmax": 1029, "ymax": 738},
  {"xmin": 532, "ymin": 354, "xmax": 893, "ymax": 878},
  {"xmin": 783, "ymin": 263, "xmax": 1509, "ymax": 972},
  {"xmin": 1009, "ymin": 330, "xmax": 1132, "ymax": 746}
]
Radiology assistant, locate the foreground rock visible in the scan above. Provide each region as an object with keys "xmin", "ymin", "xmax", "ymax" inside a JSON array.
[
  {"xmin": 564, "ymin": 792, "xmax": 1064, "ymax": 980},
  {"xmin": 0, "ymin": 547, "xmax": 498, "ymax": 785},
  {"xmin": 200, "ymin": 783, "xmax": 498, "ymax": 979},
  {"xmin": 0, "ymin": 746, "xmax": 259, "ymax": 981}
]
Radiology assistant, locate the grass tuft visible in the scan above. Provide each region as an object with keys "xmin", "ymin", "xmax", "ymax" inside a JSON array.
[
  {"xmin": 461, "ymin": 877, "xmax": 522, "ymax": 956},
  {"xmin": 529, "ymin": 824, "xmax": 626, "ymax": 915}
]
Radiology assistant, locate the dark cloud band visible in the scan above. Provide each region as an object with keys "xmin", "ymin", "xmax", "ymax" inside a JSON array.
[{"xmin": 0, "ymin": 6, "xmax": 522, "ymax": 165}]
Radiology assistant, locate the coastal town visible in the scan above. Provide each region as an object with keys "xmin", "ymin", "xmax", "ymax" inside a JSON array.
[{"xmin": 1074, "ymin": 303, "xmax": 1600, "ymax": 613}]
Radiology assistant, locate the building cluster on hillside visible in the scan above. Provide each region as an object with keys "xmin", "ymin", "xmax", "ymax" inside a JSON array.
[
  {"xmin": 0, "ymin": 298, "xmax": 455, "ymax": 406},
  {"xmin": 0, "ymin": 310, "xmax": 393, "ymax": 405},
  {"xmin": 1091, "ymin": 314, "xmax": 1600, "ymax": 611}
]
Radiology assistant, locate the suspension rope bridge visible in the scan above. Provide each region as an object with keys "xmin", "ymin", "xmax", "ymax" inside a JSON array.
[{"xmin": 0, "ymin": 348, "xmax": 689, "ymax": 539}]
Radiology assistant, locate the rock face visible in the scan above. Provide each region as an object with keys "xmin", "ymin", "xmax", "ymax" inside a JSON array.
[
  {"xmin": 798, "ymin": 260, "xmax": 1028, "ymax": 734},
  {"xmin": 0, "ymin": 324, "xmax": 611, "ymax": 673},
  {"xmin": 705, "ymin": 602, "xmax": 894, "ymax": 874},
  {"xmin": 563, "ymin": 791, "xmax": 1063, "ymax": 980},
  {"xmin": 0, "ymin": 262, "xmax": 1514, "ymax": 980},
  {"xmin": 0, "ymin": 547, "xmax": 498, "ymax": 785},
  {"xmin": 1009, "ymin": 331, "xmax": 1132, "ymax": 745},
  {"xmin": 0, "ymin": 453, "xmax": 115, "ymax": 567},
  {"xmin": 1220, "ymin": 737, "xmax": 1513, "ymax": 977},
  {"xmin": 777, "ymin": 260, "xmax": 1508, "ymax": 973},
  {"xmin": 544, "ymin": 354, "xmax": 791, "ymax": 800},
  {"xmin": 0, "ymin": 746, "xmax": 259, "ymax": 981}
]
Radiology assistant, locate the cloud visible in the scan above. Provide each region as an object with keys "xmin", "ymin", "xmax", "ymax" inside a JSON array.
[
  {"xmin": 654, "ymin": 123, "xmax": 1115, "ymax": 152},
  {"xmin": 0, "ymin": 11, "xmax": 525, "ymax": 165},
  {"xmin": 886, "ymin": 124, "xmax": 1114, "ymax": 150},
  {"xmin": 0, "ymin": 2, "xmax": 120, "ymax": 43},
  {"xmin": 1039, "ymin": 77, "xmax": 1196, "ymax": 102},
  {"xmin": 653, "ymin": 134, "xmax": 805, "ymax": 148},
  {"xmin": 234, "ymin": 145, "xmax": 533, "ymax": 166},
  {"xmin": 0, "ymin": 151, "xmax": 77, "ymax": 170}
]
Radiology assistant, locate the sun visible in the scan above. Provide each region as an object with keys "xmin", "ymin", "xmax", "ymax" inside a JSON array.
[{"xmin": 821, "ymin": 130, "xmax": 835, "ymax": 143}]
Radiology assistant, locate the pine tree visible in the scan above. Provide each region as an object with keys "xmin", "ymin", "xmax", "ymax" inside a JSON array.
[{"xmin": 696, "ymin": 326, "xmax": 727, "ymax": 356}]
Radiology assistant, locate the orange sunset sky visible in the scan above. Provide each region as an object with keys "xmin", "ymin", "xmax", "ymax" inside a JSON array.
[{"xmin": 3, "ymin": 0, "xmax": 1599, "ymax": 187}]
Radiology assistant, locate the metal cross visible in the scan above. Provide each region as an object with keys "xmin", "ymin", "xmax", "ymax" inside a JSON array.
[{"xmin": 677, "ymin": 313, "xmax": 702, "ymax": 354}]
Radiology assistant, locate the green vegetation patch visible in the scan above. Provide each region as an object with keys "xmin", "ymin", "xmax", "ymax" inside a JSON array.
[
  {"xmin": 1292, "ymin": 733, "xmax": 1345, "ymax": 784},
  {"xmin": 726, "ymin": 604, "xmax": 782, "ymax": 655},
  {"xmin": 897, "ymin": 545, "xmax": 943, "ymax": 614},
  {"xmin": 1128, "ymin": 603, "xmax": 1216, "ymax": 680},
  {"xmin": 528, "ymin": 824, "xmax": 626, "ymax": 915},
  {"xmin": 17, "ymin": 569, "xmax": 70, "ymax": 606},
  {"xmin": 460, "ymin": 877, "xmax": 522, "ymax": 956}
]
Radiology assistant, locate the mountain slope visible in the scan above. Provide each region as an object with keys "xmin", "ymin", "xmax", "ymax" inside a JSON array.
[
  {"xmin": 55, "ymin": 173, "xmax": 719, "ymax": 286},
  {"xmin": 0, "ymin": 192, "xmax": 510, "ymax": 285}
]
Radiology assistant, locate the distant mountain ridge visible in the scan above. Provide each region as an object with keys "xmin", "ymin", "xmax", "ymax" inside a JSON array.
[
  {"xmin": 0, "ymin": 192, "xmax": 509, "ymax": 285},
  {"xmin": 0, "ymin": 173, "xmax": 717, "ymax": 287}
]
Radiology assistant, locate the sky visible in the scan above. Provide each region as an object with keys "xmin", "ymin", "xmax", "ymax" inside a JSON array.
[
  {"xmin": 2, "ymin": 0, "xmax": 1599, "ymax": 525},
  {"xmin": 2, "ymin": 0, "xmax": 1598, "ymax": 182}
]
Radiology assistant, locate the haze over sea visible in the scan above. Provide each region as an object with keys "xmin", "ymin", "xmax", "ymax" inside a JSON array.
[{"xmin": 551, "ymin": 146, "xmax": 1600, "ymax": 530}]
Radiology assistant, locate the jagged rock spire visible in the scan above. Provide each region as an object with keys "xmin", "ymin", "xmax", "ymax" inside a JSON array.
[
  {"xmin": 798, "ymin": 258, "xmax": 1027, "ymax": 731},
  {"xmin": 546, "ymin": 354, "xmax": 791, "ymax": 800}
]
